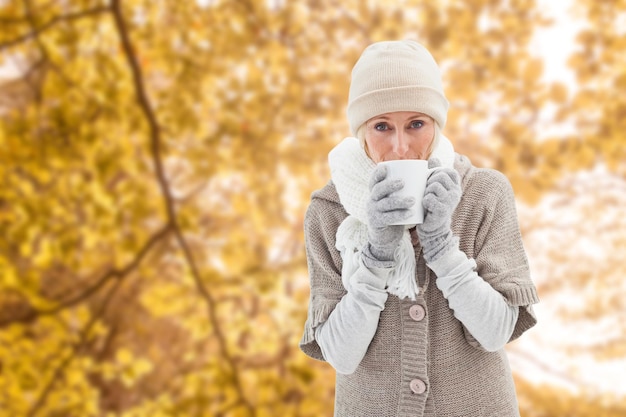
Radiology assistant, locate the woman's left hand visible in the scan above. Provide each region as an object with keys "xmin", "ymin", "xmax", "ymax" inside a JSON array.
[{"xmin": 416, "ymin": 158, "xmax": 462, "ymax": 263}]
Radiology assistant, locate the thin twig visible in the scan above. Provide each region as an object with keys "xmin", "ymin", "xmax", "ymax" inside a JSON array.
[
  {"xmin": 0, "ymin": 6, "xmax": 110, "ymax": 51},
  {"xmin": 109, "ymin": 1, "xmax": 254, "ymax": 414},
  {"xmin": 26, "ymin": 275, "xmax": 123, "ymax": 417},
  {"xmin": 0, "ymin": 16, "xmax": 29, "ymax": 25},
  {"xmin": 0, "ymin": 225, "xmax": 172, "ymax": 327}
]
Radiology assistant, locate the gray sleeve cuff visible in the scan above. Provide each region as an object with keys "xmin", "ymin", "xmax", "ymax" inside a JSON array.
[
  {"xmin": 315, "ymin": 256, "xmax": 389, "ymax": 374},
  {"xmin": 427, "ymin": 246, "xmax": 470, "ymax": 278},
  {"xmin": 429, "ymin": 247, "xmax": 520, "ymax": 352}
]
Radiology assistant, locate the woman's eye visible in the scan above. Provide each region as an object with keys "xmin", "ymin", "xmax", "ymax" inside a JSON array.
[
  {"xmin": 410, "ymin": 120, "xmax": 424, "ymax": 129},
  {"xmin": 374, "ymin": 122, "xmax": 388, "ymax": 131}
]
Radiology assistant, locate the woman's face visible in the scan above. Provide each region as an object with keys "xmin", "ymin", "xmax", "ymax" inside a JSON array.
[{"xmin": 363, "ymin": 111, "xmax": 435, "ymax": 163}]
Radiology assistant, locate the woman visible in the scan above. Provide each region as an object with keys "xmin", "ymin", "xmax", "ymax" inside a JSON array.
[{"xmin": 299, "ymin": 40, "xmax": 539, "ymax": 417}]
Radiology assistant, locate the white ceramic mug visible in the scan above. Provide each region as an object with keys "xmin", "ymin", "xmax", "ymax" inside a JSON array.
[{"xmin": 378, "ymin": 159, "xmax": 441, "ymax": 225}]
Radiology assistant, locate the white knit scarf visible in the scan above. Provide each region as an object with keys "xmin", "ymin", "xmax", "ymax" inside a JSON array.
[{"xmin": 329, "ymin": 134, "xmax": 455, "ymax": 300}]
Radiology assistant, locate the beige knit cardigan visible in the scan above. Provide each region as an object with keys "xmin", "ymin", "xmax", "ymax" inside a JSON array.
[{"xmin": 300, "ymin": 153, "xmax": 539, "ymax": 417}]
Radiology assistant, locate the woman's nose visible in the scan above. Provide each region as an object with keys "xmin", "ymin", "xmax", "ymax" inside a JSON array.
[{"xmin": 392, "ymin": 130, "xmax": 410, "ymax": 156}]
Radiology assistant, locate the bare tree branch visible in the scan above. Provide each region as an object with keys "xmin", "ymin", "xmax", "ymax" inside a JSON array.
[
  {"xmin": 0, "ymin": 6, "xmax": 110, "ymax": 51},
  {"xmin": 109, "ymin": 1, "xmax": 255, "ymax": 415},
  {"xmin": 18, "ymin": 0, "xmax": 83, "ymax": 119},
  {"xmin": 26, "ymin": 274, "xmax": 123, "ymax": 417},
  {"xmin": 0, "ymin": 16, "xmax": 28, "ymax": 25},
  {"xmin": 0, "ymin": 225, "xmax": 173, "ymax": 327}
]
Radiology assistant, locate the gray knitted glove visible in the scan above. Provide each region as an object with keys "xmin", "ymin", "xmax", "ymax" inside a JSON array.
[
  {"xmin": 362, "ymin": 164, "xmax": 414, "ymax": 268},
  {"xmin": 416, "ymin": 158, "xmax": 462, "ymax": 263}
]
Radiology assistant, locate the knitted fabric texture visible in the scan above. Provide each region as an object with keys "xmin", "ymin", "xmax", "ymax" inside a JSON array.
[
  {"xmin": 347, "ymin": 40, "xmax": 449, "ymax": 135},
  {"xmin": 300, "ymin": 153, "xmax": 540, "ymax": 417},
  {"xmin": 329, "ymin": 135, "xmax": 455, "ymax": 300}
]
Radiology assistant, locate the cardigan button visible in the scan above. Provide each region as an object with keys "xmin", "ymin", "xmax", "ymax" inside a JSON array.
[
  {"xmin": 410, "ymin": 378, "xmax": 426, "ymax": 394},
  {"xmin": 409, "ymin": 304, "xmax": 426, "ymax": 321}
]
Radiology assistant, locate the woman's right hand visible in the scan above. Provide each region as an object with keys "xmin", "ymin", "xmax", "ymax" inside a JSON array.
[{"xmin": 364, "ymin": 164, "xmax": 413, "ymax": 264}]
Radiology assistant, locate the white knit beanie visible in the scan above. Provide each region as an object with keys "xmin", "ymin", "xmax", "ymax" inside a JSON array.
[{"xmin": 347, "ymin": 40, "xmax": 449, "ymax": 136}]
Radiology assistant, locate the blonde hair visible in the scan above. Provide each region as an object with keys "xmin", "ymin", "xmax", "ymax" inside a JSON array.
[
  {"xmin": 428, "ymin": 124, "xmax": 441, "ymax": 158},
  {"xmin": 355, "ymin": 119, "xmax": 441, "ymax": 160},
  {"xmin": 356, "ymin": 123, "xmax": 367, "ymax": 152}
]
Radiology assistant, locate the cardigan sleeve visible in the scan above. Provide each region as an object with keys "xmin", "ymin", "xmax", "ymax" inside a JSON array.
[
  {"xmin": 299, "ymin": 197, "xmax": 348, "ymax": 361},
  {"xmin": 299, "ymin": 186, "xmax": 391, "ymax": 372},
  {"xmin": 470, "ymin": 170, "xmax": 540, "ymax": 342}
]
